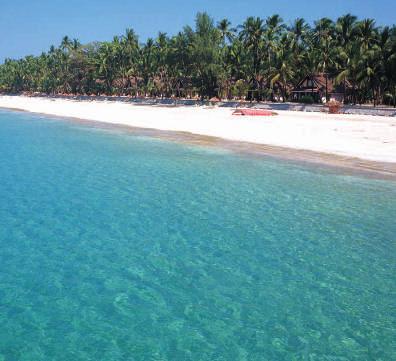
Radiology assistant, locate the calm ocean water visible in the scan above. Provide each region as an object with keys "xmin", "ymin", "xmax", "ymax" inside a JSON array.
[{"xmin": 0, "ymin": 110, "xmax": 395, "ymax": 361}]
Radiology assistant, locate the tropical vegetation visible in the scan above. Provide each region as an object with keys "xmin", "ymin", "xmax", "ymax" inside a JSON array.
[{"xmin": 0, "ymin": 13, "xmax": 395, "ymax": 105}]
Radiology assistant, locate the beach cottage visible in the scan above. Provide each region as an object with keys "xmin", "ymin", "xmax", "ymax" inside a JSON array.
[{"xmin": 291, "ymin": 74, "xmax": 351, "ymax": 103}]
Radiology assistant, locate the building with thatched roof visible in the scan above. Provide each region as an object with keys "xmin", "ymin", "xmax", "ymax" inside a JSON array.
[{"xmin": 291, "ymin": 74, "xmax": 352, "ymax": 103}]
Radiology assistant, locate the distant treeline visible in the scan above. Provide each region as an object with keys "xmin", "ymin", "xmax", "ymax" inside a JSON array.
[{"xmin": 0, "ymin": 13, "xmax": 395, "ymax": 105}]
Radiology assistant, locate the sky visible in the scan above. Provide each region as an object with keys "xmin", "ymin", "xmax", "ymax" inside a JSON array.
[{"xmin": 0, "ymin": 0, "xmax": 395, "ymax": 62}]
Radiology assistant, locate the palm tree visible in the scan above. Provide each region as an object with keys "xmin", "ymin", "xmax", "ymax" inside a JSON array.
[
  {"xmin": 356, "ymin": 19, "xmax": 378, "ymax": 52},
  {"xmin": 264, "ymin": 15, "xmax": 285, "ymax": 100},
  {"xmin": 155, "ymin": 32, "xmax": 171, "ymax": 97},
  {"xmin": 288, "ymin": 18, "xmax": 310, "ymax": 82},
  {"xmin": 0, "ymin": 12, "xmax": 395, "ymax": 104},
  {"xmin": 314, "ymin": 18, "xmax": 336, "ymax": 101},
  {"xmin": 333, "ymin": 14, "xmax": 358, "ymax": 103},
  {"xmin": 355, "ymin": 19, "xmax": 380, "ymax": 105},
  {"xmin": 217, "ymin": 19, "xmax": 235, "ymax": 43},
  {"xmin": 168, "ymin": 31, "xmax": 191, "ymax": 97},
  {"xmin": 271, "ymin": 33, "xmax": 295, "ymax": 101},
  {"xmin": 239, "ymin": 17, "xmax": 265, "ymax": 99},
  {"xmin": 189, "ymin": 12, "xmax": 223, "ymax": 99},
  {"xmin": 388, "ymin": 26, "xmax": 396, "ymax": 106},
  {"xmin": 290, "ymin": 18, "xmax": 310, "ymax": 44},
  {"xmin": 141, "ymin": 38, "xmax": 156, "ymax": 96},
  {"xmin": 336, "ymin": 14, "xmax": 357, "ymax": 46}
]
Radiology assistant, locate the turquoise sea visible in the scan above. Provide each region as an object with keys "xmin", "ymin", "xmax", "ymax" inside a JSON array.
[{"xmin": 0, "ymin": 110, "xmax": 395, "ymax": 361}]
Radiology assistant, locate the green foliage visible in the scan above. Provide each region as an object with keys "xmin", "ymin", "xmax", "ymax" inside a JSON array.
[
  {"xmin": 231, "ymin": 80, "xmax": 249, "ymax": 99},
  {"xmin": 0, "ymin": 13, "xmax": 395, "ymax": 105},
  {"xmin": 300, "ymin": 95, "xmax": 315, "ymax": 104}
]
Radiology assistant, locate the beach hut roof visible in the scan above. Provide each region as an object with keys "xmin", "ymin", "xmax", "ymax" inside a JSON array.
[{"xmin": 293, "ymin": 74, "xmax": 352, "ymax": 94}]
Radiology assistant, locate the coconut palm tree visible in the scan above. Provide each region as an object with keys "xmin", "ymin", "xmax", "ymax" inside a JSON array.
[
  {"xmin": 217, "ymin": 19, "xmax": 235, "ymax": 44},
  {"xmin": 313, "ymin": 18, "xmax": 336, "ymax": 101},
  {"xmin": 271, "ymin": 33, "xmax": 295, "ymax": 101},
  {"xmin": 355, "ymin": 19, "xmax": 381, "ymax": 104},
  {"xmin": 189, "ymin": 12, "xmax": 223, "ymax": 99},
  {"xmin": 288, "ymin": 18, "xmax": 310, "ymax": 82},
  {"xmin": 0, "ymin": 12, "xmax": 394, "ymax": 104},
  {"xmin": 264, "ymin": 15, "xmax": 285, "ymax": 99},
  {"xmin": 239, "ymin": 17, "xmax": 265, "ymax": 99},
  {"xmin": 155, "ymin": 32, "xmax": 171, "ymax": 97},
  {"xmin": 336, "ymin": 14, "xmax": 357, "ymax": 46}
]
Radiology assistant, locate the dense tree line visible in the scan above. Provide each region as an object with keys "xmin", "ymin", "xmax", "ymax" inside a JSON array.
[{"xmin": 0, "ymin": 13, "xmax": 395, "ymax": 105}]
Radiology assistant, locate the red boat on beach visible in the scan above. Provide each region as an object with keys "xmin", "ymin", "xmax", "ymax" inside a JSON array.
[{"xmin": 232, "ymin": 109, "xmax": 276, "ymax": 116}]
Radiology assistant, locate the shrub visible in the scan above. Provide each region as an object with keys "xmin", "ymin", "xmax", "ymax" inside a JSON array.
[
  {"xmin": 231, "ymin": 80, "xmax": 249, "ymax": 99},
  {"xmin": 300, "ymin": 95, "xmax": 314, "ymax": 104}
]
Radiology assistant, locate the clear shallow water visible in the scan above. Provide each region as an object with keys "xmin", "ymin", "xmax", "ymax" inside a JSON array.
[{"xmin": 0, "ymin": 110, "xmax": 395, "ymax": 361}]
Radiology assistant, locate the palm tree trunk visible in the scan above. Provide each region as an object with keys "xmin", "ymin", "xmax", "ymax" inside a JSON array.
[
  {"xmin": 325, "ymin": 73, "xmax": 328, "ymax": 103},
  {"xmin": 372, "ymin": 86, "xmax": 376, "ymax": 107},
  {"xmin": 393, "ymin": 87, "xmax": 396, "ymax": 108}
]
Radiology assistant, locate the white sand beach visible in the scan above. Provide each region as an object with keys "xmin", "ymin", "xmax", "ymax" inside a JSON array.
[{"xmin": 1, "ymin": 95, "xmax": 396, "ymax": 164}]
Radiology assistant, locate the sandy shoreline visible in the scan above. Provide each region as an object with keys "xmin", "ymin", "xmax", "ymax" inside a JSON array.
[{"xmin": 1, "ymin": 95, "xmax": 396, "ymax": 178}]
